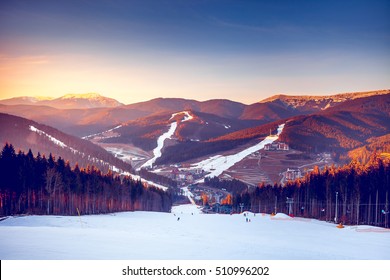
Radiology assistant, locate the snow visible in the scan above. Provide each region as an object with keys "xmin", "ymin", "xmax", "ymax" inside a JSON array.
[
  {"xmin": 29, "ymin": 125, "xmax": 167, "ymax": 191},
  {"xmin": 140, "ymin": 111, "xmax": 194, "ymax": 169},
  {"xmin": 29, "ymin": 126, "xmax": 151, "ymax": 189},
  {"xmin": 181, "ymin": 186, "xmax": 196, "ymax": 205},
  {"xmin": 170, "ymin": 111, "xmax": 193, "ymax": 122},
  {"xmin": 188, "ymin": 123, "xmax": 285, "ymax": 181},
  {"xmin": 29, "ymin": 125, "xmax": 67, "ymax": 148},
  {"xmin": 61, "ymin": 93, "xmax": 102, "ymax": 99},
  {"xmin": 124, "ymin": 172, "xmax": 168, "ymax": 191},
  {"xmin": 104, "ymin": 147, "xmax": 145, "ymax": 162},
  {"xmin": 0, "ymin": 204, "xmax": 389, "ymax": 260},
  {"xmin": 140, "ymin": 122, "xmax": 178, "ymax": 169},
  {"xmin": 82, "ymin": 125, "xmax": 122, "ymax": 140}
]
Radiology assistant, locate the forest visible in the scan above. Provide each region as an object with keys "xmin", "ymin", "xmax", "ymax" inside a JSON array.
[
  {"xmin": 230, "ymin": 153, "xmax": 390, "ymax": 227},
  {"xmin": 204, "ymin": 176, "xmax": 248, "ymax": 194},
  {"xmin": 0, "ymin": 143, "xmax": 172, "ymax": 216}
]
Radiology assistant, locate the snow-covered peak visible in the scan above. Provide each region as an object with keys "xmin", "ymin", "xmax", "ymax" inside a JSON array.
[
  {"xmin": 60, "ymin": 93, "xmax": 103, "ymax": 100},
  {"xmin": 32, "ymin": 96, "xmax": 54, "ymax": 101},
  {"xmin": 0, "ymin": 93, "xmax": 123, "ymax": 109},
  {"xmin": 50, "ymin": 93, "xmax": 123, "ymax": 108},
  {"xmin": 259, "ymin": 90, "xmax": 389, "ymax": 111},
  {"xmin": 170, "ymin": 111, "xmax": 194, "ymax": 122}
]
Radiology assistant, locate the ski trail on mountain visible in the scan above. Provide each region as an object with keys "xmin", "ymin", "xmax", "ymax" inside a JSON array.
[
  {"xmin": 189, "ymin": 123, "xmax": 285, "ymax": 182},
  {"xmin": 139, "ymin": 111, "xmax": 193, "ymax": 170}
]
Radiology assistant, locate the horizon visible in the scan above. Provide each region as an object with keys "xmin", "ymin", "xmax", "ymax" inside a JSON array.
[{"xmin": 1, "ymin": 0, "xmax": 389, "ymax": 105}]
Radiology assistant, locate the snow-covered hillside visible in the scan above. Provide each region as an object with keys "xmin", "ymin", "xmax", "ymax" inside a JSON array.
[
  {"xmin": 29, "ymin": 125, "xmax": 125, "ymax": 174},
  {"xmin": 0, "ymin": 204, "xmax": 389, "ymax": 260},
  {"xmin": 186, "ymin": 123, "xmax": 285, "ymax": 181}
]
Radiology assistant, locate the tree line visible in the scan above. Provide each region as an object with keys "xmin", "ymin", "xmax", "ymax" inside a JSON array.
[
  {"xmin": 204, "ymin": 176, "xmax": 248, "ymax": 194},
  {"xmin": 0, "ymin": 143, "xmax": 172, "ymax": 216},
  {"xmin": 231, "ymin": 153, "xmax": 390, "ymax": 227}
]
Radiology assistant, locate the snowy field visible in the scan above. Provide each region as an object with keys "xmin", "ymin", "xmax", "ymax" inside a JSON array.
[{"xmin": 0, "ymin": 204, "xmax": 389, "ymax": 260}]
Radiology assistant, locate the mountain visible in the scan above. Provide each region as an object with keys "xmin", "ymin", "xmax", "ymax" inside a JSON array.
[
  {"xmin": 0, "ymin": 96, "xmax": 54, "ymax": 105},
  {"xmin": 1, "ymin": 90, "xmax": 389, "ymax": 191},
  {"xmin": 0, "ymin": 93, "xmax": 123, "ymax": 109},
  {"xmin": 88, "ymin": 110, "xmax": 264, "ymax": 154},
  {"xmin": 259, "ymin": 89, "xmax": 389, "ymax": 113},
  {"xmin": 0, "ymin": 113, "xmax": 132, "ymax": 173},
  {"xmin": 123, "ymin": 98, "xmax": 246, "ymax": 119},
  {"xmin": 153, "ymin": 93, "xmax": 390, "ymax": 165},
  {"xmin": 1, "ymin": 90, "xmax": 388, "ymax": 138},
  {"xmin": 278, "ymin": 94, "xmax": 390, "ymax": 155}
]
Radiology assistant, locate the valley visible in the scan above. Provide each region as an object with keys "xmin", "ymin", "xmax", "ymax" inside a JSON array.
[{"xmin": 0, "ymin": 91, "xmax": 389, "ymax": 209}]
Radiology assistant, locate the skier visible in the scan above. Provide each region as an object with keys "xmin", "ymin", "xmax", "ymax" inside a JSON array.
[{"xmin": 177, "ymin": 217, "xmax": 180, "ymax": 221}]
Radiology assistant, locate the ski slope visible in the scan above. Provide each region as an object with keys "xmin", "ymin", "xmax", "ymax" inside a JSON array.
[
  {"xmin": 140, "ymin": 122, "xmax": 178, "ymax": 169},
  {"xmin": 188, "ymin": 124, "xmax": 285, "ymax": 181},
  {"xmin": 0, "ymin": 204, "xmax": 389, "ymax": 260},
  {"xmin": 140, "ymin": 111, "xmax": 194, "ymax": 169}
]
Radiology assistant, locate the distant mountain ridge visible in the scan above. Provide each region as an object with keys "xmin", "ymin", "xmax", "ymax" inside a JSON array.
[
  {"xmin": 259, "ymin": 89, "xmax": 389, "ymax": 113},
  {"xmin": 0, "ymin": 93, "xmax": 123, "ymax": 109}
]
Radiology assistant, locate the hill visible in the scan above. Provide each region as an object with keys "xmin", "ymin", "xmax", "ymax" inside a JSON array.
[
  {"xmin": 348, "ymin": 134, "xmax": 390, "ymax": 163},
  {"xmin": 0, "ymin": 113, "xmax": 132, "ymax": 173},
  {"xmin": 279, "ymin": 94, "xmax": 390, "ymax": 154}
]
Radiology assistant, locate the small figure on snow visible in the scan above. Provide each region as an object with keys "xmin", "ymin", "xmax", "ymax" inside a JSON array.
[{"xmin": 177, "ymin": 217, "xmax": 180, "ymax": 221}]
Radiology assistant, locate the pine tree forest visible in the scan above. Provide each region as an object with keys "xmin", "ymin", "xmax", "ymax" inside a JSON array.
[
  {"xmin": 232, "ymin": 154, "xmax": 390, "ymax": 228},
  {"xmin": 0, "ymin": 143, "xmax": 172, "ymax": 216}
]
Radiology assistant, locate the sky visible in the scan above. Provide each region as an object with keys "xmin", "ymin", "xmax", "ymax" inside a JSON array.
[{"xmin": 0, "ymin": 0, "xmax": 389, "ymax": 105}]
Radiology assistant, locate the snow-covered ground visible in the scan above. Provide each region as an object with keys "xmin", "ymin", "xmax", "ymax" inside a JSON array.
[
  {"xmin": 186, "ymin": 124, "xmax": 285, "ymax": 181},
  {"xmin": 170, "ymin": 111, "xmax": 193, "ymax": 122},
  {"xmin": 124, "ymin": 172, "xmax": 168, "ymax": 191},
  {"xmin": 1, "ymin": 204, "xmax": 389, "ymax": 260},
  {"xmin": 82, "ymin": 125, "xmax": 122, "ymax": 140}
]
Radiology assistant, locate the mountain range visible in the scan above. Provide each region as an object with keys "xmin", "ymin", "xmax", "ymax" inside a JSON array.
[
  {"xmin": 0, "ymin": 93, "xmax": 123, "ymax": 109},
  {"xmin": 1, "ymin": 89, "xmax": 389, "ymax": 173}
]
